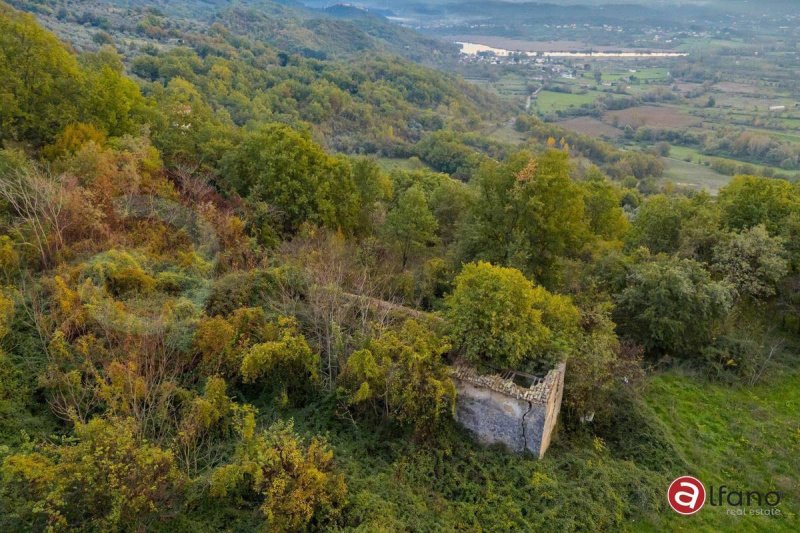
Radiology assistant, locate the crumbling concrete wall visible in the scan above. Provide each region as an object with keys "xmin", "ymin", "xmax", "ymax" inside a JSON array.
[{"xmin": 452, "ymin": 363, "xmax": 566, "ymax": 458}]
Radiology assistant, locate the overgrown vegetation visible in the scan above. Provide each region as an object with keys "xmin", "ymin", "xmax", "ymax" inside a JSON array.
[{"xmin": 0, "ymin": 2, "xmax": 798, "ymax": 531}]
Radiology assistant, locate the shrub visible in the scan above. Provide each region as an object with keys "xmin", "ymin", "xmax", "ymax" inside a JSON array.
[
  {"xmin": 338, "ymin": 320, "xmax": 455, "ymax": 435},
  {"xmin": 1, "ymin": 417, "xmax": 183, "ymax": 531},
  {"xmin": 615, "ymin": 257, "xmax": 734, "ymax": 357},
  {"xmin": 446, "ymin": 261, "xmax": 579, "ymax": 370}
]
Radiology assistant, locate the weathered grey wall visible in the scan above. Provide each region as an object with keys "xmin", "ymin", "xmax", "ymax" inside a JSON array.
[
  {"xmin": 454, "ymin": 381, "xmax": 531, "ymax": 452},
  {"xmin": 453, "ymin": 363, "xmax": 565, "ymax": 458}
]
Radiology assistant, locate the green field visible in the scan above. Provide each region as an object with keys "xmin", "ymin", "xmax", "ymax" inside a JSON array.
[
  {"xmin": 668, "ymin": 145, "xmax": 793, "ymax": 178},
  {"xmin": 493, "ymin": 73, "xmax": 531, "ymax": 96},
  {"xmin": 376, "ymin": 157, "xmax": 430, "ymax": 172},
  {"xmin": 662, "ymin": 156, "xmax": 731, "ymax": 193},
  {"xmin": 642, "ymin": 370, "xmax": 800, "ymax": 531},
  {"xmin": 579, "ymin": 67, "xmax": 669, "ymax": 84},
  {"xmin": 669, "ymin": 145, "xmax": 708, "ymax": 163},
  {"xmin": 534, "ymin": 90, "xmax": 604, "ymax": 114},
  {"xmin": 677, "ymin": 38, "xmax": 759, "ymax": 52},
  {"xmin": 635, "ymin": 68, "xmax": 670, "ymax": 80},
  {"xmin": 487, "ymin": 121, "xmax": 528, "ymax": 144}
]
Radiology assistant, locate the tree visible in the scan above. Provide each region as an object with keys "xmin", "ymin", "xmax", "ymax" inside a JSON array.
[
  {"xmin": 222, "ymin": 123, "xmax": 361, "ymax": 235},
  {"xmin": 463, "ymin": 151, "xmax": 591, "ymax": 286},
  {"xmin": 628, "ymin": 193, "xmax": 725, "ymax": 262},
  {"xmin": 563, "ymin": 301, "xmax": 642, "ymax": 422},
  {"xmin": 383, "ymin": 184, "xmax": 438, "ymax": 269},
  {"xmin": 653, "ymin": 141, "xmax": 671, "ymax": 157},
  {"xmin": 446, "ymin": 261, "xmax": 579, "ymax": 370},
  {"xmin": 223, "ymin": 123, "xmax": 326, "ymax": 234},
  {"xmin": 0, "ymin": 235, "xmax": 19, "ymax": 279},
  {"xmin": 460, "ymin": 155, "xmax": 525, "ymax": 270},
  {"xmin": 194, "ymin": 308, "xmax": 319, "ymax": 397},
  {"xmin": 337, "ymin": 320, "xmax": 455, "ymax": 435},
  {"xmin": 414, "ymin": 130, "xmax": 482, "ymax": 179},
  {"xmin": 210, "ymin": 418, "xmax": 346, "ymax": 531},
  {"xmin": 626, "ymin": 195, "xmax": 686, "ymax": 254},
  {"xmin": 0, "ymin": 6, "xmax": 84, "ymax": 146},
  {"xmin": 615, "ymin": 257, "xmax": 734, "ymax": 356},
  {"xmin": 314, "ymin": 155, "xmax": 362, "ymax": 236},
  {"xmin": 509, "ymin": 151, "xmax": 590, "ymax": 284},
  {"xmin": 175, "ymin": 376, "xmax": 246, "ymax": 476},
  {"xmin": 582, "ymin": 171, "xmax": 629, "ymax": 241},
  {"xmin": 429, "ymin": 178, "xmax": 476, "ymax": 245},
  {"xmin": 607, "ymin": 151, "xmax": 664, "ymax": 181},
  {"xmin": 675, "ymin": 192, "xmax": 724, "ymax": 263},
  {"xmin": 0, "ymin": 9, "xmax": 152, "ymax": 147},
  {"xmin": 43, "ymin": 122, "xmax": 107, "ymax": 160},
  {"xmin": 712, "ymin": 225, "xmax": 789, "ymax": 301},
  {"xmin": 0, "ymin": 163, "xmax": 105, "ymax": 268},
  {"xmin": 80, "ymin": 46, "xmax": 154, "ymax": 137},
  {"xmin": 279, "ymin": 229, "xmax": 391, "ymax": 389},
  {"xmin": 241, "ymin": 316, "xmax": 319, "ymax": 393},
  {"xmin": 1, "ymin": 417, "xmax": 183, "ymax": 531},
  {"xmin": 718, "ymin": 175, "xmax": 800, "ymax": 235},
  {"xmin": 152, "ymin": 77, "xmax": 236, "ymax": 169},
  {"xmin": 350, "ymin": 157, "xmax": 392, "ymax": 236}
]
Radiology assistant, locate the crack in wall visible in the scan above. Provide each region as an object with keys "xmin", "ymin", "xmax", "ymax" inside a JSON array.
[
  {"xmin": 521, "ymin": 400, "xmax": 534, "ymax": 453},
  {"xmin": 453, "ymin": 362, "xmax": 565, "ymax": 457}
]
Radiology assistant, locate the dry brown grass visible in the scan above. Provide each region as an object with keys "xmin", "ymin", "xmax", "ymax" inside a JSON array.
[
  {"xmin": 603, "ymin": 105, "xmax": 700, "ymax": 129},
  {"xmin": 714, "ymin": 82, "xmax": 760, "ymax": 94},
  {"xmin": 557, "ymin": 117, "xmax": 622, "ymax": 138}
]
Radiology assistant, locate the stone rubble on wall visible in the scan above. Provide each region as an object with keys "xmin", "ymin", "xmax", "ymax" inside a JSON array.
[
  {"xmin": 451, "ymin": 364, "xmax": 553, "ymax": 403},
  {"xmin": 451, "ymin": 362, "xmax": 566, "ymax": 458}
]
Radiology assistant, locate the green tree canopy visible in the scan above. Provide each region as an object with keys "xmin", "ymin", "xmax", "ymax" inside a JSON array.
[
  {"xmin": 0, "ymin": 5, "xmax": 85, "ymax": 146},
  {"xmin": 0, "ymin": 7, "xmax": 153, "ymax": 147},
  {"xmin": 463, "ymin": 151, "xmax": 591, "ymax": 286},
  {"xmin": 718, "ymin": 175, "xmax": 800, "ymax": 234},
  {"xmin": 150, "ymin": 77, "xmax": 236, "ymax": 168},
  {"xmin": 338, "ymin": 320, "xmax": 455, "ymax": 435},
  {"xmin": 1, "ymin": 417, "xmax": 183, "ymax": 531},
  {"xmin": 712, "ymin": 225, "xmax": 789, "ymax": 301},
  {"xmin": 210, "ymin": 419, "xmax": 347, "ymax": 531},
  {"xmin": 222, "ymin": 123, "xmax": 361, "ymax": 235},
  {"xmin": 446, "ymin": 261, "xmax": 579, "ymax": 370},
  {"xmin": 582, "ymin": 170, "xmax": 629, "ymax": 242},
  {"xmin": 383, "ymin": 184, "xmax": 438, "ymax": 268},
  {"xmin": 563, "ymin": 301, "xmax": 641, "ymax": 422},
  {"xmin": 615, "ymin": 257, "xmax": 734, "ymax": 357},
  {"xmin": 625, "ymin": 192, "xmax": 723, "ymax": 262},
  {"xmin": 625, "ymin": 194, "xmax": 686, "ymax": 255}
]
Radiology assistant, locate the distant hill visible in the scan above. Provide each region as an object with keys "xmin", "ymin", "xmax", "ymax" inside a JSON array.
[
  {"xmin": 8, "ymin": 0, "xmax": 459, "ymax": 64},
  {"xmin": 323, "ymin": 4, "xmax": 372, "ymax": 19},
  {"xmin": 212, "ymin": 2, "xmax": 459, "ymax": 62},
  {"xmin": 7, "ymin": 0, "xmax": 511, "ymax": 153}
]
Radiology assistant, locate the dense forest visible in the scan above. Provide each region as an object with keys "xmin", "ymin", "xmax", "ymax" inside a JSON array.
[{"xmin": 0, "ymin": 1, "xmax": 798, "ymax": 531}]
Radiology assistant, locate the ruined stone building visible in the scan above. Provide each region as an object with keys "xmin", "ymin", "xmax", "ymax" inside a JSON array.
[
  {"xmin": 451, "ymin": 363, "xmax": 566, "ymax": 458},
  {"xmin": 336, "ymin": 292, "xmax": 568, "ymax": 458}
]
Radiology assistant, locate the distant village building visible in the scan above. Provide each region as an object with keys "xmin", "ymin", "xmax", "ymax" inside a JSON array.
[
  {"xmin": 451, "ymin": 363, "xmax": 566, "ymax": 458},
  {"xmin": 769, "ymin": 105, "xmax": 786, "ymax": 112}
]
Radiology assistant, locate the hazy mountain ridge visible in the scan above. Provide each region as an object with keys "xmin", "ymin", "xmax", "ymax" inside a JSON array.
[{"xmin": 9, "ymin": 0, "xmax": 460, "ymax": 62}]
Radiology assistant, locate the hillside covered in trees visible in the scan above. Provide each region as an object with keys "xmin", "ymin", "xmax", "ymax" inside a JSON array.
[
  {"xmin": 6, "ymin": 0, "xmax": 507, "ymax": 156},
  {"xmin": 0, "ymin": 1, "xmax": 798, "ymax": 531}
]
